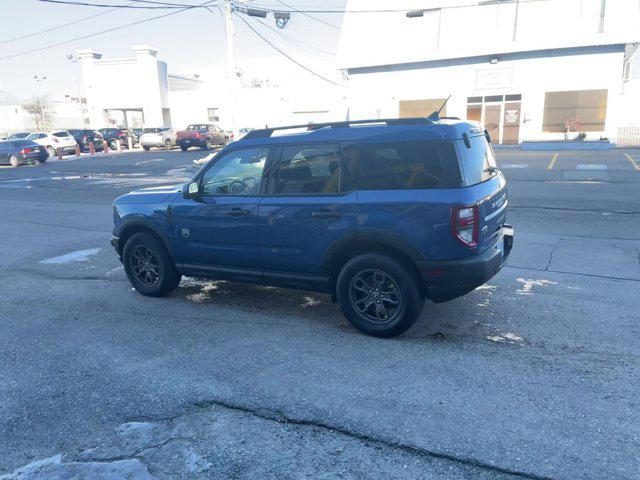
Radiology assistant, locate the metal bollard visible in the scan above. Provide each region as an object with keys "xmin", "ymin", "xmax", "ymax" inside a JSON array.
[
  {"xmin": 89, "ymin": 142, "xmax": 95, "ymax": 155},
  {"xmin": 57, "ymin": 148, "xmax": 63, "ymax": 161},
  {"xmin": 103, "ymin": 140, "xmax": 108, "ymax": 153},
  {"xmin": 127, "ymin": 136, "xmax": 133, "ymax": 150},
  {"xmin": 75, "ymin": 144, "xmax": 81, "ymax": 156},
  {"xmin": 116, "ymin": 139, "xmax": 121, "ymax": 151}
]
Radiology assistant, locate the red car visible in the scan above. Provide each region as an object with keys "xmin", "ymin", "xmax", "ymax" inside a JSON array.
[{"xmin": 176, "ymin": 124, "xmax": 227, "ymax": 151}]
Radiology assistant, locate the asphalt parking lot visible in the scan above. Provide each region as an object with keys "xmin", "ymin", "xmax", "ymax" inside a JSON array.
[{"xmin": 1, "ymin": 146, "xmax": 639, "ymax": 479}]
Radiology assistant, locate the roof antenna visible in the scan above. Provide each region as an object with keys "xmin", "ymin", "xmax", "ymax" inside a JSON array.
[{"xmin": 427, "ymin": 94, "xmax": 451, "ymax": 121}]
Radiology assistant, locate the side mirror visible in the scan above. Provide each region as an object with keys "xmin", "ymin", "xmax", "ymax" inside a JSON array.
[{"xmin": 183, "ymin": 181, "xmax": 200, "ymax": 199}]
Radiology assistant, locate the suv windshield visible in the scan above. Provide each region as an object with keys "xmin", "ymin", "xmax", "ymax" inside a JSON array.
[{"xmin": 456, "ymin": 134, "xmax": 497, "ymax": 186}]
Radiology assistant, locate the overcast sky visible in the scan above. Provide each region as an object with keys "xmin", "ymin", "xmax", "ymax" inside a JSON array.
[{"xmin": 0, "ymin": 0, "xmax": 345, "ymax": 103}]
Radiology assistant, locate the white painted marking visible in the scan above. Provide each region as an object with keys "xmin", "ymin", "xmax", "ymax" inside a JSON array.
[
  {"xmin": 516, "ymin": 278, "xmax": 557, "ymax": 295},
  {"xmin": 40, "ymin": 248, "xmax": 101, "ymax": 265},
  {"xmin": 576, "ymin": 164, "xmax": 607, "ymax": 170},
  {"xmin": 135, "ymin": 158, "xmax": 164, "ymax": 166},
  {"xmin": 486, "ymin": 332, "xmax": 524, "ymax": 344},
  {"xmin": 500, "ymin": 164, "xmax": 529, "ymax": 169}
]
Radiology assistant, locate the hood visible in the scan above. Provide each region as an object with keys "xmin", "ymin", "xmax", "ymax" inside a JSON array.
[{"xmin": 114, "ymin": 184, "xmax": 182, "ymax": 204}]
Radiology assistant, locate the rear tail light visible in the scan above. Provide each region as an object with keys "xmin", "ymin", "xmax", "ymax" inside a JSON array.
[
  {"xmin": 20, "ymin": 148, "xmax": 32, "ymax": 154},
  {"xmin": 451, "ymin": 205, "xmax": 479, "ymax": 248}
]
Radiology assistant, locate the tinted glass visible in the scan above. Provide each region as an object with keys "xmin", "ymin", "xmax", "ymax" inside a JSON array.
[
  {"xmin": 201, "ymin": 147, "xmax": 268, "ymax": 195},
  {"xmin": 68, "ymin": 130, "xmax": 81, "ymax": 135},
  {"xmin": 143, "ymin": 128, "xmax": 161, "ymax": 133},
  {"xmin": 456, "ymin": 135, "xmax": 497, "ymax": 186},
  {"xmin": 187, "ymin": 124, "xmax": 209, "ymax": 131},
  {"xmin": 53, "ymin": 132, "xmax": 69, "ymax": 137},
  {"xmin": 273, "ymin": 144, "xmax": 340, "ymax": 195},
  {"xmin": 342, "ymin": 141, "xmax": 459, "ymax": 190}
]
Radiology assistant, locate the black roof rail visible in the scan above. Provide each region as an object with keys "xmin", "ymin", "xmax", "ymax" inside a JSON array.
[{"xmin": 242, "ymin": 117, "xmax": 435, "ymax": 140}]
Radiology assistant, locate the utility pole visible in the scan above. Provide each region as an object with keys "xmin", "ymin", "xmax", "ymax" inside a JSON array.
[
  {"xmin": 598, "ymin": 0, "xmax": 606, "ymax": 33},
  {"xmin": 33, "ymin": 75, "xmax": 47, "ymax": 130},
  {"xmin": 224, "ymin": 0, "xmax": 238, "ymax": 139}
]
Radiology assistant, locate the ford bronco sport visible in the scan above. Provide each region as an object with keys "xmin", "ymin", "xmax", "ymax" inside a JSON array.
[{"xmin": 111, "ymin": 118, "xmax": 513, "ymax": 337}]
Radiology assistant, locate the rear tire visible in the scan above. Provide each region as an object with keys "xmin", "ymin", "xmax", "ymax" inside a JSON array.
[
  {"xmin": 109, "ymin": 139, "xmax": 118, "ymax": 151},
  {"xmin": 180, "ymin": 145, "xmax": 188, "ymax": 152},
  {"xmin": 123, "ymin": 232, "xmax": 181, "ymax": 297},
  {"xmin": 9, "ymin": 155, "xmax": 19, "ymax": 167},
  {"xmin": 164, "ymin": 139, "xmax": 172, "ymax": 151},
  {"xmin": 143, "ymin": 146, "xmax": 151, "ymax": 151},
  {"xmin": 336, "ymin": 253, "xmax": 424, "ymax": 338}
]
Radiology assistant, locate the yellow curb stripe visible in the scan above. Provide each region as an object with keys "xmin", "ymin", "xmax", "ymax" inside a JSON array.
[
  {"xmin": 547, "ymin": 153, "xmax": 558, "ymax": 170},
  {"xmin": 624, "ymin": 153, "xmax": 640, "ymax": 171}
]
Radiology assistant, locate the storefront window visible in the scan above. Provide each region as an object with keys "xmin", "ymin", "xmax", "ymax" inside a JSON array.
[{"xmin": 542, "ymin": 89, "xmax": 608, "ymax": 132}]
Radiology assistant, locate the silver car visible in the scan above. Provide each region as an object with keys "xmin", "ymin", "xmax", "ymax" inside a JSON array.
[{"xmin": 139, "ymin": 128, "xmax": 177, "ymax": 151}]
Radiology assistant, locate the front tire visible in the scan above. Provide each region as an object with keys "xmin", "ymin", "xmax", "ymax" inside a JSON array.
[
  {"xmin": 164, "ymin": 139, "xmax": 172, "ymax": 151},
  {"xmin": 123, "ymin": 232, "xmax": 181, "ymax": 297},
  {"xmin": 109, "ymin": 139, "xmax": 118, "ymax": 151},
  {"xmin": 143, "ymin": 146, "xmax": 151, "ymax": 151},
  {"xmin": 336, "ymin": 254, "xmax": 424, "ymax": 338}
]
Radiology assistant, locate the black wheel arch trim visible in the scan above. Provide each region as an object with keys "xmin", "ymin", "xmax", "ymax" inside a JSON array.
[
  {"xmin": 114, "ymin": 217, "xmax": 176, "ymax": 261},
  {"xmin": 321, "ymin": 230, "xmax": 428, "ymax": 275}
]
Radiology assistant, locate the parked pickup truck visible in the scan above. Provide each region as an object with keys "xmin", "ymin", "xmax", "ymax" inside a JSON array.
[{"xmin": 176, "ymin": 124, "xmax": 227, "ymax": 151}]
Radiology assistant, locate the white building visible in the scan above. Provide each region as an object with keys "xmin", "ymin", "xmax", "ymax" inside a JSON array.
[
  {"xmin": 75, "ymin": 44, "xmax": 347, "ymax": 132},
  {"xmin": 338, "ymin": 0, "xmax": 640, "ymax": 144}
]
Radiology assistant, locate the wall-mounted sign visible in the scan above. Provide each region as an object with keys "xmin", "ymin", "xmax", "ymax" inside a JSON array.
[
  {"xmin": 505, "ymin": 109, "xmax": 519, "ymax": 124},
  {"xmin": 476, "ymin": 68, "xmax": 513, "ymax": 90}
]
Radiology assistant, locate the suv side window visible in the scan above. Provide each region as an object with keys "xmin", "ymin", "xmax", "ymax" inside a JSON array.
[
  {"xmin": 53, "ymin": 132, "xmax": 69, "ymax": 137},
  {"xmin": 272, "ymin": 143, "xmax": 341, "ymax": 195},
  {"xmin": 200, "ymin": 147, "xmax": 268, "ymax": 196},
  {"xmin": 341, "ymin": 140, "xmax": 460, "ymax": 190}
]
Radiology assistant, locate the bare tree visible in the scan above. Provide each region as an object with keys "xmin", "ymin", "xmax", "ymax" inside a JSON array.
[{"xmin": 21, "ymin": 96, "xmax": 55, "ymax": 130}]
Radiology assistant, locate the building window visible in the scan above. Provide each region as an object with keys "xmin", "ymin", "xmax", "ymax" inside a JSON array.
[
  {"xmin": 542, "ymin": 89, "xmax": 608, "ymax": 133},
  {"xmin": 207, "ymin": 108, "xmax": 219, "ymax": 122}
]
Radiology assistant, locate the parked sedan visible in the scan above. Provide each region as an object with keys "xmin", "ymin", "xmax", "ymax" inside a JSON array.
[
  {"xmin": 68, "ymin": 129, "xmax": 105, "ymax": 152},
  {"xmin": 26, "ymin": 131, "xmax": 78, "ymax": 156},
  {"xmin": 99, "ymin": 128, "xmax": 136, "ymax": 150},
  {"xmin": 139, "ymin": 127, "xmax": 176, "ymax": 151},
  {"xmin": 0, "ymin": 139, "xmax": 48, "ymax": 167},
  {"xmin": 8, "ymin": 132, "xmax": 30, "ymax": 140}
]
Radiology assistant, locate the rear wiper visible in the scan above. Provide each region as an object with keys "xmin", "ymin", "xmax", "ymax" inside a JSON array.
[{"xmin": 483, "ymin": 166, "xmax": 499, "ymax": 174}]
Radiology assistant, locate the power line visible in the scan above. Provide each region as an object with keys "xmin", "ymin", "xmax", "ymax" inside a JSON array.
[
  {"xmin": 0, "ymin": 2, "xmax": 135, "ymax": 46},
  {"xmin": 252, "ymin": 17, "xmax": 335, "ymax": 62},
  {"xmin": 267, "ymin": 0, "xmax": 340, "ymax": 29},
  {"xmin": 0, "ymin": 0, "xmax": 219, "ymax": 62},
  {"xmin": 37, "ymin": 0, "xmax": 191, "ymax": 9},
  {"xmin": 243, "ymin": 0, "xmax": 550, "ymax": 14},
  {"xmin": 233, "ymin": 12, "xmax": 344, "ymax": 87}
]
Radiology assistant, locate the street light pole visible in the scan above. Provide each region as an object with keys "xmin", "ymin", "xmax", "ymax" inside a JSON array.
[
  {"xmin": 67, "ymin": 54, "xmax": 85, "ymax": 127},
  {"xmin": 33, "ymin": 75, "xmax": 47, "ymax": 130},
  {"xmin": 224, "ymin": 0, "xmax": 238, "ymax": 139}
]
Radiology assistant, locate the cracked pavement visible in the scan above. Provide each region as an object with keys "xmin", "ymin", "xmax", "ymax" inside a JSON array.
[{"xmin": 1, "ymin": 148, "xmax": 639, "ymax": 479}]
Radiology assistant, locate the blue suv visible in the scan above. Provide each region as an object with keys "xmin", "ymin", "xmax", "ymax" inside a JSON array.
[{"xmin": 111, "ymin": 118, "xmax": 513, "ymax": 337}]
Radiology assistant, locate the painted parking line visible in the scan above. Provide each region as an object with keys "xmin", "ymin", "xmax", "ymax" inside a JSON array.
[
  {"xmin": 500, "ymin": 164, "xmax": 529, "ymax": 169},
  {"xmin": 547, "ymin": 153, "xmax": 558, "ymax": 170},
  {"xmin": 624, "ymin": 154, "xmax": 640, "ymax": 171},
  {"xmin": 576, "ymin": 164, "xmax": 607, "ymax": 170}
]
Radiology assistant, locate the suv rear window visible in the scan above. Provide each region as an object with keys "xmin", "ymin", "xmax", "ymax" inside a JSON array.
[
  {"xmin": 457, "ymin": 134, "xmax": 497, "ymax": 186},
  {"xmin": 341, "ymin": 140, "xmax": 460, "ymax": 190}
]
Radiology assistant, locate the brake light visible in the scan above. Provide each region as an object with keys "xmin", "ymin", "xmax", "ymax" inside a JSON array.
[
  {"xmin": 20, "ymin": 148, "xmax": 32, "ymax": 154},
  {"xmin": 451, "ymin": 205, "xmax": 479, "ymax": 248},
  {"xmin": 117, "ymin": 131, "xmax": 126, "ymax": 137}
]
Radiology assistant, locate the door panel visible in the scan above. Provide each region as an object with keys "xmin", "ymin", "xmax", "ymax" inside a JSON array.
[
  {"xmin": 172, "ymin": 196, "xmax": 261, "ymax": 269},
  {"xmin": 258, "ymin": 143, "xmax": 356, "ymax": 275},
  {"xmin": 172, "ymin": 146, "xmax": 270, "ymax": 270},
  {"xmin": 502, "ymin": 102, "xmax": 521, "ymax": 145},
  {"xmin": 484, "ymin": 105, "xmax": 501, "ymax": 144}
]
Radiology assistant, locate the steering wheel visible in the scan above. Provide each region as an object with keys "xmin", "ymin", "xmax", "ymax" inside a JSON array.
[{"xmin": 228, "ymin": 179, "xmax": 250, "ymax": 194}]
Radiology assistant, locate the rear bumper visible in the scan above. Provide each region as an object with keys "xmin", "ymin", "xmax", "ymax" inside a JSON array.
[
  {"xmin": 418, "ymin": 225, "xmax": 514, "ymax": 303},
  {"xmin": 177, "ymin": 139, "xmax": 205, "ymax": 147}
]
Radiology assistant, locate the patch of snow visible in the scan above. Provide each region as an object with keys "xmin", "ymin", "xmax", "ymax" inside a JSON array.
[
  {"xmin": 40, "ymin": 248, "xmax": 101, "ymax": 265},
  {"xmin": 516, "ymin": 278, "xmax": 557, "ymax": 295}
]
